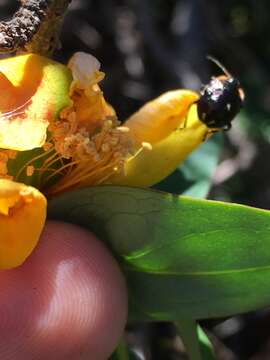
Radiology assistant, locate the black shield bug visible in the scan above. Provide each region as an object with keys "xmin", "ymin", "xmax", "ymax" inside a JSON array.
[{"xmin": 197, "ymin": 56, "xmax": 244, "ymax": 132}]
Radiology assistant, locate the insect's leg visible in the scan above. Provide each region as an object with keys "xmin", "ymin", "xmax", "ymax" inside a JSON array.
[{"xmin": 202, "ymin": 128, "xmax": 219, "ymax": 142}]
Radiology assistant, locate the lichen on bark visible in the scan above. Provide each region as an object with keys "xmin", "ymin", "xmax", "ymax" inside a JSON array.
[{"xmin": 0, "ymin": 0, "xmax": 71, "ymax": 56}]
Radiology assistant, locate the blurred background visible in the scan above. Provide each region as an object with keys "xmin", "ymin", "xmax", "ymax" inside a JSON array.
[{"xmin": 2, "ymin": 0, "xmax": 270, "ymax": 359}]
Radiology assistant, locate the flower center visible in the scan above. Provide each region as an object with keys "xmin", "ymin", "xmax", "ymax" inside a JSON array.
[{"xmin": 44, "ymin": 91, "xmax": 132, "ymax": 195}]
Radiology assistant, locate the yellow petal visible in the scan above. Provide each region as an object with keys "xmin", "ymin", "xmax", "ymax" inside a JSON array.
[
  {"xmin": 0, "ymin": 179, "xmax": 46, "ymax": 269},
  {"xmin": 109, "ymin": 91, "xmax": 209, "ymax": 187},
  {"xmin": 0, "ymin": 54, "xmax": 71, "ymax": 151},
  {"xmin": 125, "ymin": 90, "xmax": 199, "ymax": 145}
]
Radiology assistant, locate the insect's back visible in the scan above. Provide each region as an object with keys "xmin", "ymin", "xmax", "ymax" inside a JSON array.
[{"xmin": 197, "ymin": 76, "xmax": 243, "ymax": 130}]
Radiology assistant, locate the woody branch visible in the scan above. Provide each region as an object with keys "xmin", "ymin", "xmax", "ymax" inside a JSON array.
[{"xmin": 0, "ymin": 0, "xmax": 71, "ymax": 55}]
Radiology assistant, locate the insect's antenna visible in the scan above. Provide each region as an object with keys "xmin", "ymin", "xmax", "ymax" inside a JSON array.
[{"xmin": 207, "ymin": 55, "xmax": 231, "ymax": 77}]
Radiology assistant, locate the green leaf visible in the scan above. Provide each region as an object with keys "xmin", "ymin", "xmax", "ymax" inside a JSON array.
[
  {"xmin": 176, "ymin": 320, "xmax": 203, "ymax": 360},
  {"xmin": 197, "ymin": 326, "xmax": 216, "ymax": 360},
  {"xmin": 109, "ymin": 352, "xmax": 119, "ymax": 360},
  {"xmin": 154, "ymin": 136, "xmax": 221, "ymax": 198},
  {"xmin": 109, "ymin": 338, "xmax": 134, "ymax": 360},
  {"xmin": 48, "ymin": 186, "xmax": 270, "ymax": 321},
  {"xmin": 176, "ymin": 321, "xmax": 217, "ymax": 360}
]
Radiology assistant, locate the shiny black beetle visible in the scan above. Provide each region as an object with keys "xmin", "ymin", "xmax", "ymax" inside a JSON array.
[{"xmin": 197, "ymin": 57, "xmax": 245, "ymax": 131}]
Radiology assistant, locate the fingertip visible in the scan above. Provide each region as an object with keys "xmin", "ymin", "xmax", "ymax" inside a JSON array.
[{"xmin": 0, "ymin": 221, "xmax": 128, "ymax": 360}]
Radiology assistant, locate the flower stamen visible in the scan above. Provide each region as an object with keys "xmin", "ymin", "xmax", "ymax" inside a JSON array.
[
  {"xmin": 44, "ymin": 54, "xmax": 133, "ymax": 195},
  {"xmin": 14, "ymin": 147, "xmax": 54, "ymax": 181}
]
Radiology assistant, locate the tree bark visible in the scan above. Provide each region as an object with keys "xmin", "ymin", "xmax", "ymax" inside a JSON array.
[{"xmin": 0, "ymin": 0, "xmax": 71, "ymax": 55}]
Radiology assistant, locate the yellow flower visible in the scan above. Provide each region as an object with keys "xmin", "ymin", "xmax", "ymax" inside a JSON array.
[
  {"xmin": 0, "ymin": 179, "xmax": 46, "ymax": 269},
  {"xmin": 0, "ymin": 52, "xmax": 210, "ymax": 193},
  {"xmin": 45, "ymin": 53, "xmax": 209, "ymax": 195},
  {"xmin": 0, "ymin": 52, "xmax": 218, "ymax": 268},
  {"xmin": 109, "ymin": 91, "xmax": 207, "ymax": 187}
]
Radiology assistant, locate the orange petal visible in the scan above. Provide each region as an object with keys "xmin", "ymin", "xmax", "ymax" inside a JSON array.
[
  {"xmin": 0, "ymin": 54, "xmax": 72, "ymax": 151},
  {"xmin": 0, "ymin": 179, "xmax": 47, "ymax": 269}
]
